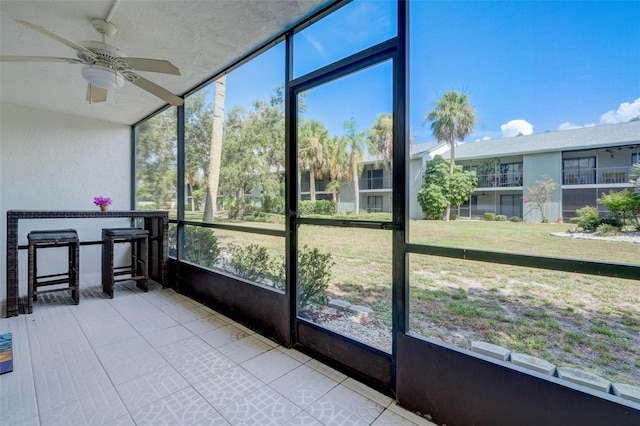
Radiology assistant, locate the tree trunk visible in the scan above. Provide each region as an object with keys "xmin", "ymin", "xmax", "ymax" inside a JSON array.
[
  {"xmin": 203, "ymin": 75, "xmax": 226, "ymax": 222},
  {"xmin": 445, "ymin": 139, "xmax": 456, "ymax": 221},
  {"xmin": 353, "ymin": 165, "xmax": 360, "ymax": 215},
  {"xmin": 309, "ymin": 167, "xmax": 316, "ymax": 201}
]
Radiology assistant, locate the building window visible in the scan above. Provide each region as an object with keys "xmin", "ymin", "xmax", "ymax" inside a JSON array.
[
  {"xmin": 367, "ymin": 195, "xmax": 383, "ymax": 212},
  {"xmin": 563, "ymin": 157, "xmax": 596, "ymax": 184},
  {"xmin": 367, "ymin": 169, "xmax": 384, "ymax": 189},
  {"xmin": 633, "ymin": 153, "xmax": 639, "ymax": 164},
  {"xmin": 499, "ymin": 163, "xmax": 523, "ymax": 186}
]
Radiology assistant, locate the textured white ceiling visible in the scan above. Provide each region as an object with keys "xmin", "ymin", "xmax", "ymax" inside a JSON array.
[{"xmin": 0, "ymin": 0, "xmax": 332, "ymax": 125}]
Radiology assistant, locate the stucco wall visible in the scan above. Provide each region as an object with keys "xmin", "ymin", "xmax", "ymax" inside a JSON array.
[
  {"xmin": 0, "ymin": 103, "xmax": 131, "ymax": 305},
  {"xmin": 522, "ymin": 152, "xmax": 563, "ymax": 222}
]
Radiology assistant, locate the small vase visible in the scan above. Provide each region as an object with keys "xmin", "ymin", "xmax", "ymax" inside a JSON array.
[{"xmin": 100, "ymin": 205, "xmax": 108, "ymax": 212}]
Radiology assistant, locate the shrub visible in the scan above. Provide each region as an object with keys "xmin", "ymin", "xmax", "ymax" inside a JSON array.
[
  {"xmin": 596, "ymin": 223, "xmax": 620, "ymax": 236},
  {"xmin": 169, "ymin": 226, "xmax": 220, "ymax": 269},
  {"xmin": 226, "ymin": 243, "xmax": 276, "ymax": 283},
  {"xmin": 575, "ymin": 205, "xmax": 601, "ymax": 231},
  {"xmin": 509, "ymin": 216, "xmax": 523, "ymax": 222},
  {"xmin": 495, "ymin": 215, "xmax": 508, "ymax": 222},
  {"xmin": 484, "ymin": 213, "xmax": 496, "ymax": 221},
  {"xmin": 297, "ymin": 246, "xmax": 334, "ymax": 311},
  {"xmin": 450, "ymin": 214, "xmax": 458, "ymax": 221},
  {"xmin": 569, "ymin": 217, "xmax": 581, "ymax": 225},
  {"xmin": 261, "ymin": 194, "xmax": 285, "ymax": 214},
  {"xmin": 541, "ymin": 216, "xmax": 550, "ymax": 223},
  {"xmin": 299, "ymin": 200, "xmax": 336, "ymax": 216}
]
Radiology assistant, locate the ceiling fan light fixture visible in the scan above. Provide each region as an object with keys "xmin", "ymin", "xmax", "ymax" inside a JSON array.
[{"xmin": 81, "ymin": 63, "xmax": 124, "ymax": 89}]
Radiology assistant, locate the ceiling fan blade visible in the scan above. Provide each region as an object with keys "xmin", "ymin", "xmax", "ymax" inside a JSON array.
[
  {"xmin": 86, "ymin": 84, "xmax": 107, "ymax": 103},
  {"xmin": 0, "ymin": 55, "xmax": 82, "ymax": 64},
  {"xmin": 121, "ymin": 58, "xmax": 180, "ymax": 75},
  {"xmin": 17, "ymin": 20, "xmax": 94, "ymax": 55},
  {"xmin": 131, "ymin": 75, "xmax": 183, "ymax": 106}
]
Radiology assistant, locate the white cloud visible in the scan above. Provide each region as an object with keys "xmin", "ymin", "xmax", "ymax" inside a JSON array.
[
  {"xmin": 501, "ymin": 120, "xmax": 533, "ymax": 137},
  {"xmin": 304, "ymin": 34, "xmax": 326, "ymax": 57},
  {"xmin": 473, "ymin": 136, "xmax": 492, "ymax": 142},
  {"xmin": 558, "ymin": 122, "xmax": 582, "ymax": 131},
  {"xmin": 599, "ymin": 98, "xmax": 640, "ymax": 124}
]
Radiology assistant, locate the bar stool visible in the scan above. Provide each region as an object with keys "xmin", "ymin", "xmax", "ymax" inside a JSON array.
[
  {"xmin": 102, "ymin": 228, "xmax": 149, "ymax": 298},
  {"xmin": 27, "ymin": 229, "xmax": 80, "ymax": 313}
]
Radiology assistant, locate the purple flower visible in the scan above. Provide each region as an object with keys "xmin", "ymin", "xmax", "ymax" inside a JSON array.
[{"xmin": 93, "ymin": 196, "xmax": 112, "ymax": 206}]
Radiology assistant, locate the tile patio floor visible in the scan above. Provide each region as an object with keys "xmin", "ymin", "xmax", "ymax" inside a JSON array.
[{"xmin": 0, "ymin": 275, "xmax": 436, "ymax": 426}]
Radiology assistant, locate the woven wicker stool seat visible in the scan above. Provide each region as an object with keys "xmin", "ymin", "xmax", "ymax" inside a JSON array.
[
  {"xmin": 102, "ymin": 228, "xmax": 149, "ymax": 298},
  {"xmin": 27, "ymin": 229, "xmax": 80, "ymax": 313}
]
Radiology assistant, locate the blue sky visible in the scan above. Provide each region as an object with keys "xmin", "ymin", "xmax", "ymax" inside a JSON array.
[{"xmin": 221, "ymin": 0, "xmax": 640, "ymax": 144}]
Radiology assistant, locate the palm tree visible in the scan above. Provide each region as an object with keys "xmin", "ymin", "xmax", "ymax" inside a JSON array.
[
  {"xmin": 424, "ymin": 90, "xmax": 478, "ymax": 220},
  {"xmin": 203, "ymin": 75, "xmax": 226, "ymax": 222},
  {"xmin": 298, "ymin": 119, "xmax": 330, "ymax": 201},
  {"xmin": 344, "ymin": 118, "xmax": 380, "ymax": 215},
  {"xmin": 324, "ymin": 135, "xmax": 350, "ymax": 209},
  {"xmin": 369, "ymin": 113, "xmax": 393, "ymax": 171}
]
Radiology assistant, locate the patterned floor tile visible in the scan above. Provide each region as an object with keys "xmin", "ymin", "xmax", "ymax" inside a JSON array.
[
  {"xmin": 182, "ymin": 315, "xmax": 231, "ymax": 335},
  {"xmin": 94, "ymin": 336, "xmax": 169, "ymax": 385},
  {"xmin": 157, "ymin": 336, "xmax": 235, "ymax": 384},
  {"xmin": 218, "ymin": 386, "xmax": 301, "ymax": 426},
  {"xmin": 6, "ymin": 281, "xmax": 423, "ymax": 426},
  {"xmin": 285, "ymin": 411, "xmax": 324, "ymax": 425},
  {"xmin": 343, "ymin": 377, "xmax": 393, "ymax": 407},
  {"xmin": 306, "ymin": 384, "xmax": 385, "ymax": 425},
  {"xmin": 38, "ymin": 386, "xmax": 128, "ymax": 426},
  {"xmin": 198, "ymin": 324, "xmax": 251, "ymax": 348},
  {"xmin": 115, "ymin": 365, "xmax": 189, "ymax": 412},
  {"xmin": 217, "ymin": 335, "xmax": 273, "ymax": 363},
  {"xmin": 0, "ymin": 317, "xmax": 38, "ymax": 425},
  {"xmin": 103, "ymin": 414, "xmax": 137, "ymax": 426},
  {"xmin": 143, "ymin": 324, "xmax": 195, "ymax": 348},
  {"xmin": 130, "ymin": 387, "xmax": 216, "ymax": 426},
  {"xmin": 193, "ymin": 412, "xmax": 232, "ymax": 425},
  {"xmin": 241, "ymin": 348, "xmax": 302, "ymax": 384},
  {"xmin": 193, "ymin": 365, "xmax": 264, "ymax": 410},
  {"xmin": 307, "ymin": 358, "xmax": 348, "ymax": 383},
  {"xmin": 270, "ymin": 364, "xmax": 340, "ymax": 409}
]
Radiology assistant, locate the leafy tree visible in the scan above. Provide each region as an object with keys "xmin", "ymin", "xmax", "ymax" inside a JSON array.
[
  {"xmin": 343, "ymin": 118, "xmax": 379, "ymax": 214},
  {"xmin": 525, "ymin": 176, "xmax": 557, "ymax": 223},
  {"xmin": 423, "ymin": 90, "xmax": 478, "ymax": 220},
  {"xmin": 184, "ymin": 90, "xmax": 213, "ymax": 211},
  {"xmin": 417, "ymin": 156, "xmax": 477, "ymax": 220},
  {"xmin": 450, "ymin": 168, "xmax": 479, "ymax": 215},
  {"xmin": 136, "ymin": 108, "xmax": 177, "ymax": 208}
]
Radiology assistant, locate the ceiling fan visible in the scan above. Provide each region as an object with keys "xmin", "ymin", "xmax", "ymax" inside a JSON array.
[{"xmin": 0, "ymin": 18, "xmax": 184, "ymax": 106}]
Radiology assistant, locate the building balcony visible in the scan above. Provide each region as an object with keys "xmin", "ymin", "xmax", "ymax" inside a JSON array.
[
  {"xmin": 476, "ymin": 173, "xmax": 523, "ymax": 188},
  {"xmin": 359, "ymin": 176, "xmax": 392, "ymax": 191},
  {"xmin": 563, "ymin": 166, "xmax": 632, "ymax": 185}
]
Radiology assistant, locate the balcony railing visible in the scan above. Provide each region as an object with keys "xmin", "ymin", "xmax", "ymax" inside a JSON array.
[
  {"xmin": 359, "ymin": 176, "xmax": 392, "ymax": 190},
  {"xmin": 300, "ymin": 180, "xmax": 330, "ymax": 193},
  {"xmin": 476, "ymin": 172, "xmax": 523, "ymax": 188},
  {"xmin": 563, "ymin": 166, "xmax": 631, "ymax": 185}
]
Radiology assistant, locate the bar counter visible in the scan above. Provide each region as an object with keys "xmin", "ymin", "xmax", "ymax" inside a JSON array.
[{"xmin": 5, "ymin": 210, "xmax": 169, "ymax": 317}]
